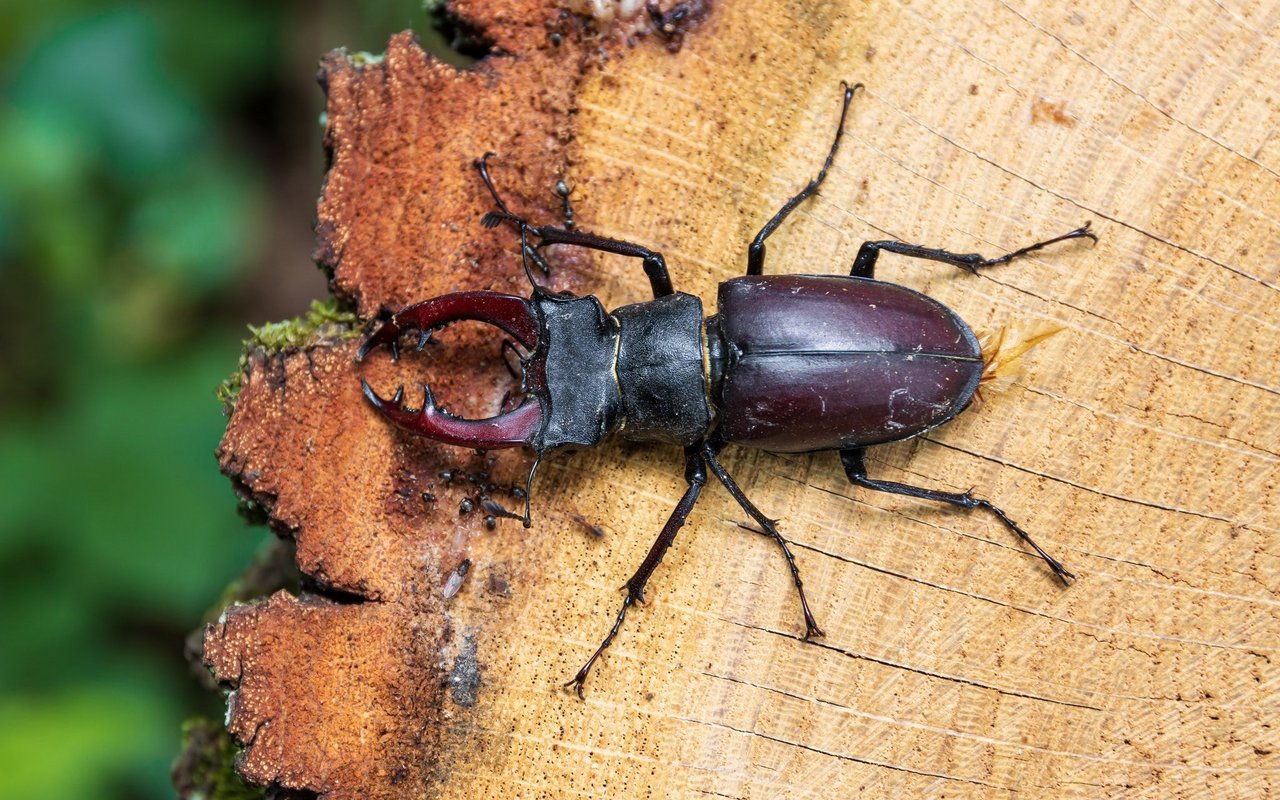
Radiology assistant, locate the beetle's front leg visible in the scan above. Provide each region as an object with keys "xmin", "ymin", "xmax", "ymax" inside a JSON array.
[
  {"xmin": 849, "ymin": 223, "xmax": 1096, "ymax": 279},
  {"xmin": 475, "ymin": 155, "xmax": 675, "ymax": 298},
  {"xmin": 839, "ymin": 448, "xmax": 1074, "ymax": 584},
  {"xmin": 566, "ymin": 444, "xmax": 707, "ymax": 698}
]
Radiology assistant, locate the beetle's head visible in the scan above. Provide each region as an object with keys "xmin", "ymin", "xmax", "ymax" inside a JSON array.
[{"xmin": 356, "ymin": 291, "xmax": 547, "ymax": 451}]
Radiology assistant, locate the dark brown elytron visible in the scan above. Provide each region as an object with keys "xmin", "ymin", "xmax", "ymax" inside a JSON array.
[{"xmin": 358, "ymin": 83, "xmax": 1095, "ymax": 696}]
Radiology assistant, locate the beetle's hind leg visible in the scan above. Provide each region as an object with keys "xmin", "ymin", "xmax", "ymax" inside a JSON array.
[
  {"xmin": 566, "ymin": 445, "xmax": 707, "ymax": 698},
  {"xmin": 746, "ymin": 82, "xmax": 862, "ymax": 276},
  {"xmin": 839, "ymin": 448, "xmax": 1075, "ymax": 584},
  {"xmin": 849, "ymin": 222, "xmax": 1096, "ymax": 279},
  {"xmin": 702, "ymin": 445, "xmax": 823, "ymax": 640}
]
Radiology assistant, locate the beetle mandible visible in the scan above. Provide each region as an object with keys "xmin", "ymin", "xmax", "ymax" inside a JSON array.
[{"xmin": 358, "ymin": 83, "xmax": 1095, "ymax": 696}]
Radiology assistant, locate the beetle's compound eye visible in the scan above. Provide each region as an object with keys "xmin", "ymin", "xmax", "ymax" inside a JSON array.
[{"xmin": 358, "ymin": 292, "xmax": 543, "ymax": 449}]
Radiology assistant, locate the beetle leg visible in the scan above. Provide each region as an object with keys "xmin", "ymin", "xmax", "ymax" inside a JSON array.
[
  {"xmin": 474, "ymin": 154, "xmax": 554, "ymax": 277},
  {"xmin": 849, "ymin": 222, "xmax": 1097, "ymax": 279},
  {"xmin": 839, "ymin": 448, "xmax": 1075, "ymax": 585},
  {"xmin": 702, "ymin": 445, "xmax": 824, "ymax": 641},
  {"xmin": 475, "ymin": 155, "xmax": 676, "ymax": 297},
  {"xmin": 539, "ymin": 226, "xmax": 677, "ymax": 298},
  {"xmin": 746, "ymin": 82, "xmax": 862, "ymax": 276},
  {"xmin": 566, "ymin": 445, "xmax": 706, "ymax": 698},
  {"xmin": 486, "ymin": 212, "xmax": 676, "ymax": 299}
]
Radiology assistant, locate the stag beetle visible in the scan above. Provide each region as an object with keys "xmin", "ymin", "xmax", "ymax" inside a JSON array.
[{"xmin": 358, "ymin": 83, "xmax": 1095, "ymax": 696}]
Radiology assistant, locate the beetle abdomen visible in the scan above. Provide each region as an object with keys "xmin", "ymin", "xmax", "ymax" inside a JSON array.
[{"xmin": 710, "ymin": 275, "xmax": 983, "ymax": 452}]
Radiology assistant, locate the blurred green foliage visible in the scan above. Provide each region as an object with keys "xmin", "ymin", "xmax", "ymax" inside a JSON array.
[{"xmin": 0, "ymin": 2, "xmax": 443, "ymax": 798}]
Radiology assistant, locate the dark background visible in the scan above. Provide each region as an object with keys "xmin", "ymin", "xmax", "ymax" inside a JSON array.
[{"xmin": 0, "ymin": 3, "xmax": 463, "ymax": 797}]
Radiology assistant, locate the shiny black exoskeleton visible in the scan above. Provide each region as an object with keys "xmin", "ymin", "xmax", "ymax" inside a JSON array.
[{"xmin": 358, "ymin": 84, "xmax": 1095, "ymax": 696}]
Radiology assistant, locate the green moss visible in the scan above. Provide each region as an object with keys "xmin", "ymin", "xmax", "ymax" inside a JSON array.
[
  {"xmin": 172, "ymin": 717, "xmax": 264, "ymax": 800},
  {"xmin": 216, "ymin": 297, "xmax": 361, "ymax": 414},
  {"xmin": 348, "ymin": 50, "xmax": 385, "ymax": 66}
]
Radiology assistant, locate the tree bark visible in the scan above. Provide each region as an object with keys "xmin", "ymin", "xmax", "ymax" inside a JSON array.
[{"xmin": 203, "ymin": 0, "xmax": 1279, "ymax": 797}]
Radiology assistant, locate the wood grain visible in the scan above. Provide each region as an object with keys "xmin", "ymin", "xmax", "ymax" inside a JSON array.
[{"xmin": 207, "ymin": 0, "xmax": 1279, "ymax": 797}]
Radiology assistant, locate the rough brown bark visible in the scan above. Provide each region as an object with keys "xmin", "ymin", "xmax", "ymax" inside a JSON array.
[{"xmin": 204, "ymin": 0, "xmax": 1279, "ymax": 797}]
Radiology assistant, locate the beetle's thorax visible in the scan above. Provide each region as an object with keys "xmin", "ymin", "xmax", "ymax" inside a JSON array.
[{"xmin": 530, "ymin": 291, "xmax": 713, "ymax": 452}]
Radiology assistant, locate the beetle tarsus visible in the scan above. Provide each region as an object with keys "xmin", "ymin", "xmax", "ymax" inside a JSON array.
[
  {"xmin": 480, "ymin": 497, "xmax": 524, "ymax": 522},
  {"xmin": 554, "ymin": 179, "xmax": 576, "ymax": 229},
  {"xmin": 965, "ymin": 221, "xmax": 1098, "ymax": 272},
  {"xmin": 565, "ymin": 592, "xmax": 637, "ymax": 699},
  {"xmin": 967, "ymin": 495, "xmax": 1076, "ymax": 585},
  {"xmin": 519, "ymin": 456, "xmax": 540, "ymax": 529}
]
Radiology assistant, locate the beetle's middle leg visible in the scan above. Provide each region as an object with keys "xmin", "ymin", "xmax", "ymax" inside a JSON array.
[
  {"xmin": 848, "ymin": 223, "xmax": 1096, "ymax": 279},
  {"xmin": 566, "ymin": 444, "xmax": 707, "ymax": 698},
  {"xmin": 746, "ymin": 82, "xmax": 862, "ymax": 276},
  {"xmin": 702, "ymin": 443, "xmax": 823, "ymax": 640},
  {"xmin": 839, "ymin": 448, "xmax": 1075, "ymax": 584}
]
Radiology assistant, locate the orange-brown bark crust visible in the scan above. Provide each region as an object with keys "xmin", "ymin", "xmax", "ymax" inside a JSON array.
[
  {"xmin": 201, "ymin": 0, "xmax": 1280, "ymax": 794},
  {"xmin": 204, "ymin": 4, "xmax": 687, "ymax": 796}
]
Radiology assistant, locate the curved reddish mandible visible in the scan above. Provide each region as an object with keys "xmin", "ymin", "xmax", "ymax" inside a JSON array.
[{"xmin": 357, "ymin": 291, "xmax": 542, "ymax": 449}]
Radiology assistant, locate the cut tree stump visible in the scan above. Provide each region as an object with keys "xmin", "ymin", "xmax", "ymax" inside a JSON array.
[{"xmin": 202, "ymin": 0, "xmax": 1279, "ymax": 797}]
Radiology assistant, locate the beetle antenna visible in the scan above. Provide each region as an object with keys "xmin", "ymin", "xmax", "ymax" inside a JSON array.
[
  {"xmin": 499, "ymin": 338, "xmax": 526, "ymax": 382},
  {"xmin": 517, "ymin": 224, "xmax": 548, "ymax": 290},
  {"xmin": 520, "ymin": 455, "xmax": 540, "ymax": 528},
  {"xmin": 474, "ymin": 152, "xmax": 511, "ymax": 214},
  {"xmin": 474, "ymin": 154, "xmax": 553, "ymax": 280}
]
